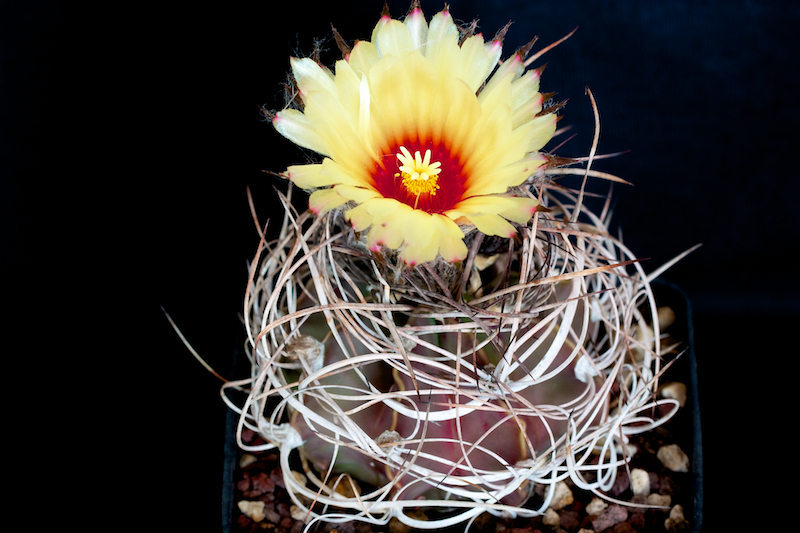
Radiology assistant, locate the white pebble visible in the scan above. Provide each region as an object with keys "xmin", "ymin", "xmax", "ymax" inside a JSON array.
[
  {"xmin": 660, "ymin": 382, "xmax": 687, "ymax": 407},
  {"xmin": 291, "ymin": 504, "xmax": 309, "ymax": 522},
  {"xmin": 548, "ymin": 480, "xmax": 574, "ymax": 510},
  {"xmin": 665, "ymin": 504, "xmax": 689, "ymax": 531},
  {"xmin": 238, "ymin": 500, "xmax": 265, "ymax": 522},
  {"xmin": 585, "ymin": 497, "xmax": 608, "ymax": 516},
  {"xmin": 291, "ymin": 470, "xmax": 307, "ymax": 486},
  {"xmin": 238, "ymin": 453, "xmax": 257, "ymax": 469},
  {"xmin": 542, "ymin": 508, "xmax": 560, "ymax": 528},
  {"xmin": 630, "ymin": 468, "xmax": 650, "ymax": 495},
  {"xmin": 657, "ymin": 444, "xmax": 690, "ymax": 472},
  {"xmin": 657, "ymin": 306, "xmax": 676, "ymax": 329},
  {"xmin": 647, "ymin": 493, "xmax": 672, "ymax": 509}
]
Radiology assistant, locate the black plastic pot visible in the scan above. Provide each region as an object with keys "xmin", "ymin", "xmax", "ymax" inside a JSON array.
[
  {"xmin": 221, "ymin": 280, "xmax": 703, "ymax": 532},
  {"xmin": 647, "ymin": 279, "xmax": 704, "ymax": 532},
  {"xmin": 221, "ymin": 339, "xmax": 250, "ymax": 533}
]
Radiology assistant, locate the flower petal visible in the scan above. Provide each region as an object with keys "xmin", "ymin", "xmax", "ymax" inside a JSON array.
[
  {"xmin": 430, "ymin": 214, "xmax": 468, "ymax": 261},
  {"xmin": 510, "ymin": 69, "xmax": 541, "ymax": 114},
  {"xmin": 370, "ymin": 11, "xmax": 392, "ymax": 43},
  {"xmin": 446, "ymin": 195, "xmax": 537, "ymax": 235},
  {"xmin": 345, "ymin": 197, "xmax": 401, "ymax": 232},
  {"xmin": 365, "ymin": 217, "xmax": 405, "ymax": 251},
  {"xmin": 528, "ymin": 114, "xmax": 558, "ymax": 152},
  {"xmin": 404, "ymin": 4, "xmax": 429, "ymax": 52},
  {"xmin": 464, "ymin": 158, "xmax": 533, "ymax": 196},
  {"xmin": 286, "ymin": 163, "xmax": 327, "ymax": 188},
  {"xmin": 308, "ymin": 187, "xmax": 349, "ymax": 215},
  {"xmin": 348, "ymin": 40, "xmax": 381, "ymax": 76},
  {"xmin": 290, "ymin": 57, "xmax": 336, "ymax": 97},
  {"xmin": 273, "ymin": 109, "xmax": 329, "ymax": 156},
  {"xmin": 397, "ymin": 209, "xmax": 437, "ymax": 265},
  {"xmin": 334, "ymin": 184, "xmax": 381, "ymax": 204},
  {"xmin": 499, "ymin": 197, "xmax": 539, "ymax": 224},
  {"xmin": 461, "ymin": 212, "xmax": 517, "ymax": 238},
  {"xmin": 451, "ymin": 194, "xmax": 529, "ymax": 216},
  {"xmin": 439, "ymin": 78, "xmax": 483, "ymax": 157},
  {"xmin": 511, "ymin": 93, "xmax": 544, "ymax": 130},
  {"xmin": 456, "ymin": 34, "xmax": 498, "ymax": 92},
  {"xmin": 333, "ymin": 59, "xmax": 363, "ymax": 129},
  {"xmin": 424, "ymin": 9, "xmax": 460, "ymax": 81},
  {"xmin": 374, "ymin": 19, "xmax": 413, "ymax": 57},
  {"xmin": 425, "ymin": 9, "xmax": 460, "ymax": 66},
  {"xmin": 319, "ymin": 157, "xmax": 373, "ymax": 188},
  {"xmin": 478, "ymin": 54, "xmax": 523, "ymax": 105},
  {"xmin": 368, "ymin": 51, "xmax": 440, "ymax": 146},
  {"xmin": 302, "ymin": 89, "xmax": 375, "ymax": 173}
]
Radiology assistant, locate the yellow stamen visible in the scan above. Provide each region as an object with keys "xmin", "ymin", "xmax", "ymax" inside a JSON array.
[{"xmin": 396, "ymin": 146, "xmax": 442, "ymax": 200}]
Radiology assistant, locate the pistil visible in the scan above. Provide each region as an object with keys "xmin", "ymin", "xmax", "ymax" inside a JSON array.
[{"xmin": 395, "ymin": 146, "xmax": 442, "ymax": 208}]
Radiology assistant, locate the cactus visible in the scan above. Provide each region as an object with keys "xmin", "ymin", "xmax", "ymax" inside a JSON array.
[{"xmin": 225, "ymin": 2, "xmax": 693, "ymax": 530}]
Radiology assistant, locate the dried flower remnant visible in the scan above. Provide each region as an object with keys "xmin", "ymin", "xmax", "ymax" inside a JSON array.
[{"xmin": 272, "ymin": 2, "xmax": 558, "ymax": 265}]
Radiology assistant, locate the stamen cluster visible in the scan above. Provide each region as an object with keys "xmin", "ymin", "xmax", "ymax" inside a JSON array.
[{"xmin": 395, "ymin": 146, "xmax": 442, "ymax": 207}]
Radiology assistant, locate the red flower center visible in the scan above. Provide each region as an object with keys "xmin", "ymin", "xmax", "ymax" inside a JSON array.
[{"xmin": 372, "ymin": 140, "xmax": 467, "ymax": 214}]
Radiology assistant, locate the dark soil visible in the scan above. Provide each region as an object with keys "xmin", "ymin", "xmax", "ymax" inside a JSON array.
[{"xmin": 229, "ymin": 403, "xmax": 695, "ymax": 533}]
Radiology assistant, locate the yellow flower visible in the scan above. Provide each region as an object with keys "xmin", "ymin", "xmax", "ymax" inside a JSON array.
[{"xmin": 273, "ymin": 3, "xmax": 557, "ymax": 265}]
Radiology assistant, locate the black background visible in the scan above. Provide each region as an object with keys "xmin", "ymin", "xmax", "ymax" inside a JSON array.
[{"xmin": 3, "ymin": 0, "xmax": 796, "ymax": 529}]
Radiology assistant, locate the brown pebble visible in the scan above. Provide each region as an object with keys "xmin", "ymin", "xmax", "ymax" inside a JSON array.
[
  {"xmin": 612, "ymin": 522, "xmax": 635, "ymax": 533},
  {"xmin": 471, "ymin": 512, "xmax": 493, "ymax": 530},
  {"xmin": 609, "ymin": 474, "xmax": 630, "ymax": 496},
  {"xmin": 336, "ymin": 522, "xmax": 355, "ymax": 533},
  {"xmin": 389, "ymin": 517, "xmax": 409, "ymax": 533},
  {"xmin": 237, "ymin": 471, "xmax": 251, "ymax": 492},
  {"xmin": 252, "ymin": 471, "xmax": 275, "ymax": 494},
  {"xmin": 659, "ymin": 474, "xmax": 678, "ymax": 495},
  {"xmin": 591, "ymin": 505, "xmax": 628, "ymax": 532},
  {"xmin": 264, "ymin": 508, "xmax": 281, "ymax": 524},
  {"xmin": 629, "ymin": 495, "xmax": 647, "ymax": 509},
  {"xmin": 271, "ymin": 467, "xmax": 286, "ymax": 488},
  {"xmin": 628, "ymin": 512, "xmax": 646, "ymax": 529},
  {"xmin": 355, "ymin": 523, "xmax": 373, "ymax": 533},
  {"xmin": 649, "ymin": 471, "xmax": 660, "ymax": 491},
  {"xmin": 560, "ymin": 510, "xmax": 580, "ymax": 531}
]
